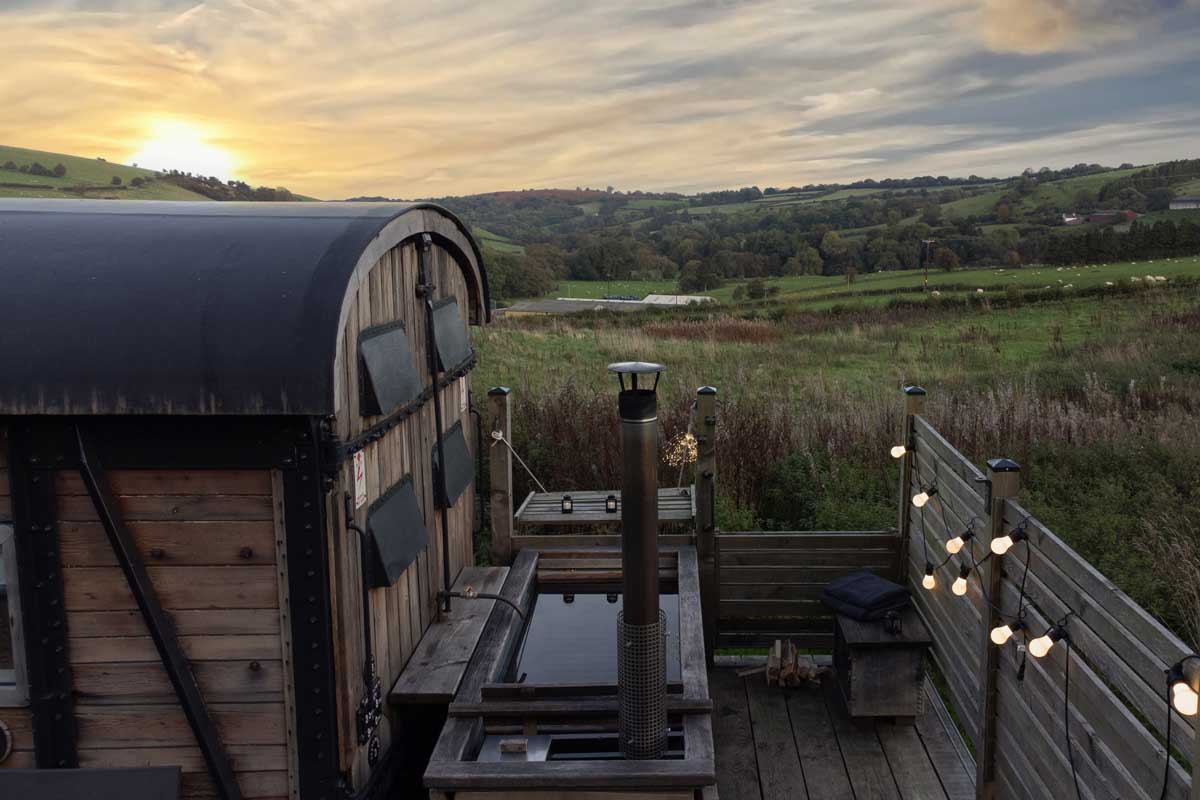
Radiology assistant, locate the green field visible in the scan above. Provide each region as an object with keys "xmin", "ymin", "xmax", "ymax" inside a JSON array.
[
  {"xmin": 475, "ymin": 226, "xmax": 525, "ymax": 254},
  {"xmin": 0, "ymin": 144, "xmax": 208, "ymax": 200},
  {"xmin": 474, "ymin": 267, "xmax": 1200, "ymax": 644},
  {"xmin": 519, "ymin": 257, "xmax": 1200, "ymax": 309}
]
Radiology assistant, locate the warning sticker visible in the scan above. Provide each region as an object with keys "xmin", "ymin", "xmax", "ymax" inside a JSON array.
[{"xmin": 353, "ymin": 450, "xmax": 367, "ymax": 509}]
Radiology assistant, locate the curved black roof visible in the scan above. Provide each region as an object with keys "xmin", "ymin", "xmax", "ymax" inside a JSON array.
[{"xmin": 0, "ymin": 200, "xmax": 488, "ymax": 415}]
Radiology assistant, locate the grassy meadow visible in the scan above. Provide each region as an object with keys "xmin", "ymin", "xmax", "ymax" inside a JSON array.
[
  {"xmin": 511, "ymin": 255, "xmax": 1200, "ymax": 305},
  {"xmin": 0, "ymin": 144, "xmax": 207, "ymax": 200},
  {"xmin": 473, "ymin": 263, "xmax": 1200, "ymax": 645}
]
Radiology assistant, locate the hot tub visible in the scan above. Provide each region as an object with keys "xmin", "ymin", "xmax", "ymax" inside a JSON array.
[{"xmin": 424, "ymin": 545, "xmax": 715, "ymax": 799}]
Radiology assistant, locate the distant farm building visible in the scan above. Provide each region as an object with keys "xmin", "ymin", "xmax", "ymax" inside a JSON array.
[
  {"xmin": 1087, "ymin": 209, "xmax": 1138, "ymax": 224},
  {"xmin": 1170, "ymin": 195, "xmax": 1200, "ymax": 210},
  {"xmin": 642, "ymin": 294, "xmax": 716, "ymax": 306}
]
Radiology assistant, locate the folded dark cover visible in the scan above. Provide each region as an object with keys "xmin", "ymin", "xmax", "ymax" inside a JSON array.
[{"xmin": 820, "ymin": 570, "xmax": 911, "ymax": 621}]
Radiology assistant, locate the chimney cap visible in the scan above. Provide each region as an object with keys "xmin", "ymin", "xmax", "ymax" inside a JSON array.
[{"xmin": 608, "ymin": 361, "xmax": 665, "ymax": 375}]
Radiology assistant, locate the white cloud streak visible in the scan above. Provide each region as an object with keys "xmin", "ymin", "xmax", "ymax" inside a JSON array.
[{"xmin": 0, "ymin": 0, "xmax": 1195, "ymax": 197}]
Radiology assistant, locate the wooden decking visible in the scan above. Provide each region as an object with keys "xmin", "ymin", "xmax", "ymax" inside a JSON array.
[{"xmin": 709, "ymin": 669, "xmax": 974, "ymax": 800}]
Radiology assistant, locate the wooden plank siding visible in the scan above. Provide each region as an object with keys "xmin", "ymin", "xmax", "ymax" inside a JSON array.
[
  {"xmin": 716, "ymin": 531, "xmax": 899, "ymax": 650},
  {"xmin": 50, "ymin": 467, "xmax": 288, "ymax": 799},
  {"xmin": 903, "ymin": 415, "xmax": 1196, "ymax": 797},
  {"xmin": 330, "ymin": 239, "xmax": 479, "ymax": 789}
]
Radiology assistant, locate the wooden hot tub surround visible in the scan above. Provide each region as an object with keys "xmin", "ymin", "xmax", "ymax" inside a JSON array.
[{"xmin": 424, "ymin": 545, "xmax": 716, "ymax": 799}]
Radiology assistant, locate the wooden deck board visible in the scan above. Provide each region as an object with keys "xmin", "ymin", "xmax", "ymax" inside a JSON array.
[
  {"xmin": 709, "ymin": 669, "xmax": 762, "ymax": 800},
  {"xmin": 786, "ymin": 687, "xmax": 854, "ymax": 800},
  {"xmin": 515, "ymin": 487, "xmax": 695, "ymax": 526},
  {"xmin": 710, "ymin": 669, "xmax": 972, "ymax": 800},
  {"xmin": 389, "ymin": 566, "xmax": 508, "ymax": 704},
  {"xmin": 746, "ymin": 679, "xmax": 808, "ymax": 800}
]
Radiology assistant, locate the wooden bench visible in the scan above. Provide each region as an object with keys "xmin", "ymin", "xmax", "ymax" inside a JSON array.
[
  {"xmin": 832, "ymin": 607, "xmax": 931, "ymax": 721},
  {"xmin": 390, "ymin": 565, "xmax": 510, "ymax": 705}
]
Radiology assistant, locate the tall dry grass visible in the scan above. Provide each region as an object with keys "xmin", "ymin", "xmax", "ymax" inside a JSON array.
[{"xmin": 1135, "ymin": 514, "xmax": 1200, "ymax": 651}]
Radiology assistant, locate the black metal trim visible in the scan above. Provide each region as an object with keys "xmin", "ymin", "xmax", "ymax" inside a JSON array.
[
  {"xmin": 75, "ymin": 427, "xmax": 242, "ymax": 800},
  {"xmin": 338, "ymin": 352, "xmax": 476, "ymax": 459},
  {"xmin": 283, "ymin": 418, "xmax": 342, "ymax": 800},
  {"xmin": 7, "ymin": 422, "xmax": 76, "ymax": 768},
  {"xmin": 418, "ymin": 235, "xmax": 454, "ymax": 614}
]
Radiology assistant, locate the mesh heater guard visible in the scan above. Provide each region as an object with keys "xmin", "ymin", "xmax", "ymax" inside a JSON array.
[{"xmin": 617, "ymin": 610, "xmax": 668, "ymax": 759}]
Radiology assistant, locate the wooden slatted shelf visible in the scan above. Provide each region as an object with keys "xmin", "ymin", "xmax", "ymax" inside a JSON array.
[{"xmin": 514, "ymin": 487, "xmax": 695, "ymax": 527}]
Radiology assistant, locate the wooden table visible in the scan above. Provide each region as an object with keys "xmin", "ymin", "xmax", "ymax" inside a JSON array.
[{"xmin": 514, "ymin": 486, "xmax": 696, "ymax": 527}]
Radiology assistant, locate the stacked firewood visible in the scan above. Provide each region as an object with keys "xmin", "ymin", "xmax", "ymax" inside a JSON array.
[{"xmin": 738, "ymin": 640, "xmax": 830, "ymax": 687}]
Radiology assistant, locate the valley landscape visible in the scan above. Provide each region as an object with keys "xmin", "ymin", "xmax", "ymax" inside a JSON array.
[
  {"xmin": 4, "ymin": 1, "xmax": 1200, "ymax": 794},
  {"xmin": 4, "ymin": 141, "xmax": 1199, "ymax": 646}
]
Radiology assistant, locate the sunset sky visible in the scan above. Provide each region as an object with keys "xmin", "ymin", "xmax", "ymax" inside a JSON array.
[{"xmin": 2, "ymin": 0, "xmax": 1198, "ymax": 199}]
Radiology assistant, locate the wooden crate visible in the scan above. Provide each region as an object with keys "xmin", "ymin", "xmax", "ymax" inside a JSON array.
[{"xmin": 832, "ymin": 608, "xmax": 931, "ymax": 720}]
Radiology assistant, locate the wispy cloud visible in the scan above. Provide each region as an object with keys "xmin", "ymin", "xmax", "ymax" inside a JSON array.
[{"xmin": 0, "ymin": 0, "xmax": 1196, "ymax": 197}]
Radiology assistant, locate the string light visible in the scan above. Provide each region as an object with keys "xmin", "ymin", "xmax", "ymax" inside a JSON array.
[
  {"xmin": 991, "ymin": 524, "xmax": 1028, "ymax": 555},
  {"xmin": 922, "ymin": 562, "xmax": 936, "ymax": 590},
  {"xmin": 952, "ymin": 564, "xmax": 971, "ymax": 596},
  {"xmin": 990, "ymin": 620, "xmax": 1025, "ymax": 646},
  {"xmin": 946, "ymin": 530, "xmax": 974, "ymax": 555},
  {"xmin": 890, "ymin": 444, "xmax": 908, "ymax": 458},
  {"xmin": 912, "ymin": 486, "xmax": 938, "ymax": 508},
  {"xmin": 1029, "ymin": 625, "xmax": 1066, "ymax": 658},
  {"xmin": 1168, "ymin": 662, "xmax": 1199, "ymax": 716}
]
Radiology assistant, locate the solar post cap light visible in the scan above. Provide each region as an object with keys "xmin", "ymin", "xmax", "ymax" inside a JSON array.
[{"xmin": 608, "ymin": 360, "xmax": 668, "ymax": 760}]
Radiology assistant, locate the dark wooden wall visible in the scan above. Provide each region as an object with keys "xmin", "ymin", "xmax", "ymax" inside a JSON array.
[
  {"xmin": 330, "ymin": 239, "xmax": 479, "ymax": 789},
  {"xmin": 54, "ymin": 468, "xmax": 292, "ymax": 799}
]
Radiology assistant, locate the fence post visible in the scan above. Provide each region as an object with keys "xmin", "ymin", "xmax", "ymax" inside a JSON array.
[
  {"xmin": 896, "ymin": 385, "xmax": 925, "ymax": 584},
  {"xmin": 487, "ymin": 386, "xmax": 514, "ymax": 565},
  {"xmin": 695, "ymin": 386, "xmax": 718, "ymax": 664},
  {"xmin": 976, "ymin": 458, "xmax": 1021, "ymax": 799}
]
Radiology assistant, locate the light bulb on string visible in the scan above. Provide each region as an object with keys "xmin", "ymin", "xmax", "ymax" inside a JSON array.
[
  {"xmin": 890, "ymin": 444, "xmax": 907, "ymax": 459},
  {"xmin": 1168, "ymin": 663, "xmax": 1199, "ymax": 717},
  {"xmin": 990, "ymin": 620, "xmax": 1024, "ymax": 646},
  {"xmin": 1029, "ymin": 625, "xmax": 1065, "ymax": 658},
  {"xmin": 946, "ymin": 530, "xmax": 974, "ymax": 555},
  {"xmin": 991, "ymin": 525, "xmax": 1027, "ymax": 556},
  {"xmin": 912, "ymin": 486, "xmax": 937, "ymax": 508},
  {"xmin": 952, "ymin": 564, "xmax": 970, "ymax": 596},
  {"xmin": 921, "ymin": 562, "xmax": 936, "ymax": 590}
]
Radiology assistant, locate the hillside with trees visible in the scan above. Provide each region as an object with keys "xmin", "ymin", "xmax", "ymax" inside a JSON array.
[
  {"xmin": 0, "ymin": 144, "xmax": 306, "ymax": 202},
  {"xmin": 406, "ymin": 160, "xmax": 1200, "ymax": 300}
]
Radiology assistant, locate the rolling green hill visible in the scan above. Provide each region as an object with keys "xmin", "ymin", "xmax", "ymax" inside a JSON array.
[{"xmin": 0, "ymin": 144, "xmax": 209, "ymax": 200}]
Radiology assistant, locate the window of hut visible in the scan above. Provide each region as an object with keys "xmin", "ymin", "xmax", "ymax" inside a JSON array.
[{"xmin": 0, "ymin": 525, "xmax": 27, "ymax": 706}]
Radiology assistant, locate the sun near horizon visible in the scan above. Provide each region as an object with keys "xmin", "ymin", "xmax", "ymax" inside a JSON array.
[{"xmin": 126, "ymin": 118, "xmax": 239, "ymax": 181}]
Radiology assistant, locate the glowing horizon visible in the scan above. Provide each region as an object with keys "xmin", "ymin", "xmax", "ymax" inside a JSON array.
[
  {"xmin": 1, "ymin": 1, "xmax": 1197, "ymax": 199},
  {"xmin": 126, "ymin": 118, "xmax": 239, "ymax": 180}
]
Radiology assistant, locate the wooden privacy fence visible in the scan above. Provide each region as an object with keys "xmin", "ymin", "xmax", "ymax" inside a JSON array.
[
  {"xmin": 898, "ymin": 386, "xmax": 1198, "ymax": 799},
  {"xmin": 715, "ymin": 530, "xmax": 900, "ymax": 650}
]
